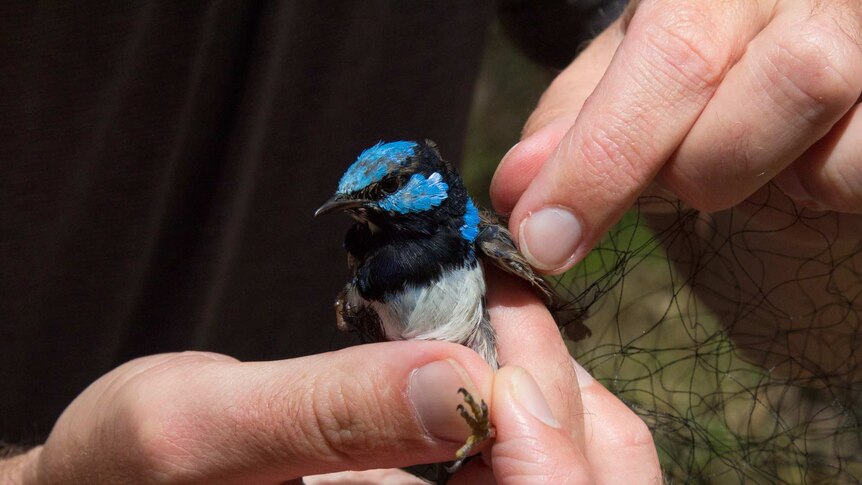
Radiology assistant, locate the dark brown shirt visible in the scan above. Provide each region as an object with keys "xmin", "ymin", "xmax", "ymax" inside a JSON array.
[{"xmin": 0, "ymin": 0, "xmax": 625, "ymax": 443}]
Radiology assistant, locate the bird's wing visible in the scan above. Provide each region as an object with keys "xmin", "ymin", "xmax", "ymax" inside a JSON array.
[
  {"xmin": 335, "ymin": 283, "xmax": 386, "ymax": 343},
  {"xmin": 475, "ymin": 210, "xmax": 557, "ymax": 305},
  {"xmin": 476, "ymin": 210, "xmax": 592, "ymax": 341}
]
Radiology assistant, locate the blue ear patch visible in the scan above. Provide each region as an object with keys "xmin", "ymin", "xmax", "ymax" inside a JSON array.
[
  {"xmin": 459, "ymin": 198, "xmax": 480, "ymax": 242},
  {"xmin": 338, "ymin": 141, "xmax": 418, "ymax": 194},
  {"xmin": 378, "ymin": 172, "xmax": 449, "ymax": 213}
]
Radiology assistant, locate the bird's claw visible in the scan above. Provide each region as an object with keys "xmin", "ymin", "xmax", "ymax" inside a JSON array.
[{"xmin": 446, "ymin": 387, "xmax": 494, "ymax": 473}]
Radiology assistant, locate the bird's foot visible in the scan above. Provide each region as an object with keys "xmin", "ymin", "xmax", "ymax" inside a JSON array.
[{"xmin": 446, "ymin": 387, "xmax": 494, "ymax": 473}]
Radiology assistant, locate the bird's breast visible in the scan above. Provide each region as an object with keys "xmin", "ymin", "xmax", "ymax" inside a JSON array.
[{"xmin": 363, "ymin": 262, "xmax": 487, "ymax": 345}]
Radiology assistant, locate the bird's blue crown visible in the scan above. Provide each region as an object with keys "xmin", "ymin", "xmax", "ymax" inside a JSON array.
[
  {"xmin": 319, "ymin": 140, "xmax": 484, "ymax": 300},
  {"xmin": 337, "ymin": 141, "xmax": 418, "ymax": 194},
  {"xmin": 333, "ymin": 140, "xmax": 479, "ymax": 243}
]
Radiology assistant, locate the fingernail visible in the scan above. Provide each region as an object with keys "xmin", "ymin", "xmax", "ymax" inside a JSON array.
[
  {"xmin": 510, "ymin": 367, "xmax": 561, "ymax": 428},
  {"xmin": 409, "ymin": 360, "xmax": 481, "ymax": 442},
  {"xmin": 519, "ymin": 206, "xmax": 582, "ymax": 271},
  {"xmin": 571, "ymin": 358, "xmax": 595, "ymax": 387}
]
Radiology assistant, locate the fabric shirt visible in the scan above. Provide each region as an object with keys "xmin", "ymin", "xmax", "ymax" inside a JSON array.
[{"xmin": 0, "ymin": 1, "xmax": 625, "ymax": 444}]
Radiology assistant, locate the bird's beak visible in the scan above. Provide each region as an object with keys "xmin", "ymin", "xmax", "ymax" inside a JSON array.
[{"xmin": 314, "ymin": 196, "xmax": 369, "ymax": 217}]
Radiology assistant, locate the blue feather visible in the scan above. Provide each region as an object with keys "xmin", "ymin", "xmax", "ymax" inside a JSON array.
[
  {"xmin": 337, "ymin": 141, "xmax": 418, "ymax": 193},
  {"xmin": 378, "ymin": 172, "xmax": 449, "ymax": 214},
  {"xmin": 460, "ymin": 198, "xmax": 480, "ymax": 243}
]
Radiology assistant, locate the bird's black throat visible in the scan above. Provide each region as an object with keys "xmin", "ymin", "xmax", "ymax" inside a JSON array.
[
  {"xmin": 337, "ymin": 140, "xmax": 480, "ymax": 302},
  {"xmin": 345, "ymin": 218, "xmax": 477, "ymax": 302}
]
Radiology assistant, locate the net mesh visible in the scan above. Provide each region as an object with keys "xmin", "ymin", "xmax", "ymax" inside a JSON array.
[{"xmin": 551, "ymin": 192, "xmax": 862, "ymax": 484}]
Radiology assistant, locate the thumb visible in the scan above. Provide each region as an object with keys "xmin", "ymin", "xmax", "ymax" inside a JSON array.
[
  {"xmin": 489, "ymin": 367, "xmax": 591, "ymax": 484},
  {"xmin": 35, "ymin": 343, "xmax": 495, "ymax": 484}
]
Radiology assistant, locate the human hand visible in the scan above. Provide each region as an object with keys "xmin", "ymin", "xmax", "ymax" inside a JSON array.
[
  {"xmin": 10, "ymin": 343, "xmax": 496, "ymax": 484},
  {"xmin": 1, "ymin": 286, "xmax": 660, "ymax": 485},
  {"xmin": 445, "ymin": 272, "xmax": 661, "ymax": 484},
  {"xmin": 491, "ymin": 0, "xmax": 862, "ymax": 273},
  {"xmin": 4, "ymin": 277, "xmax": 660, "ymax": 485}
]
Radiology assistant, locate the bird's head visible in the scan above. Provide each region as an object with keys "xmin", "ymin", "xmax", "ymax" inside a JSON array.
[{"xmin": 316, "ymin": 140, "xmax": 476, "ymax": 238}]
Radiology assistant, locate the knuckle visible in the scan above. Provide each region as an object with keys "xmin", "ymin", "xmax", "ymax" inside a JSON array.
[
  {"xmin": 666, "ymin": 152, "xmax": 758, "ymax": 213},
  {"xmin": 767, "ymin": 26, "xmax": 861, "ymax": 122},
  {"xmin": 611, "ymin": 413, "xmax": 655, "ymax": 449},
  {"xmin": 638, "ymin": 4, "xmax": 733, "ymax": 94},
  {"xmin": 305, "ymin": 374, "xmax": 393, "ymax": 460},
  {"xmin": 812, "ymin": 1, "xmax": 862, "ymax": 49},
  {"xmin": 113, "ymin": 378, "xmax": 209, "ymax": 483},
  {"xmin": 574, "ymin": 121, "xmax": 651, "ymax": 195},
  {"xmin": 493, "ymin": 438, "xmax": 591, "ymax": 485},
  {"xmin": 667, "ymin": 170, "xmax": 736, "ymax": 212}
]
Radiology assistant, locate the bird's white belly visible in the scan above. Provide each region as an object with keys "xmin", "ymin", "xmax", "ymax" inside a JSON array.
[{"xmin": 349, "ymin": 264, "xmax": 487, "ymax": 345}]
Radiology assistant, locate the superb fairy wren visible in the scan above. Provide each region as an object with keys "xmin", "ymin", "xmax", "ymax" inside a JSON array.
[{"xmin": 315, "ymin": 140, "xmax": 590, "ymax": 472}]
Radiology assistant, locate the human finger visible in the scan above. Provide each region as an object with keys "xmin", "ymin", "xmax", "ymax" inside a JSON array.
[
  {"xmin": 663, "ymin": 0, "xmax": 862, "ymax": 211},
  {"xmin": 36, "ymin": 343, "xmax": 494, "ymax": 484},
  {"xmin": 504, "ymin": 0, "xmax": 771, "ymax": 273},
  {"xmin": 488, "ymin": 366, "xmax": 592, "ymax": 484},
  {"xmin": 780, "ymin": 104, "xmax": 862, "ymax": 213},
  {"xmin": 303, "ymin": 468, "xmax": 427, "ymax": 484},
  {"xmin": 571, "ymin": 359, "xmax": 661, "ymax": 484},
  {"xmin": 485, "ymin": 268, "xmax": 583, "ymax": 442}
]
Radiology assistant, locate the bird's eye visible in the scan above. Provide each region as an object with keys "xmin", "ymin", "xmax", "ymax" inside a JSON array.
[{"xmin": 379, "ymin": 177, "xmax": 400, "ymax": 194}]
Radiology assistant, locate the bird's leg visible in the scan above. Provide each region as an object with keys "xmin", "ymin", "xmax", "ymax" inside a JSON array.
[{"xmin": 446, "ymin": 387, "xmax": 494, "ymax": 473}]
